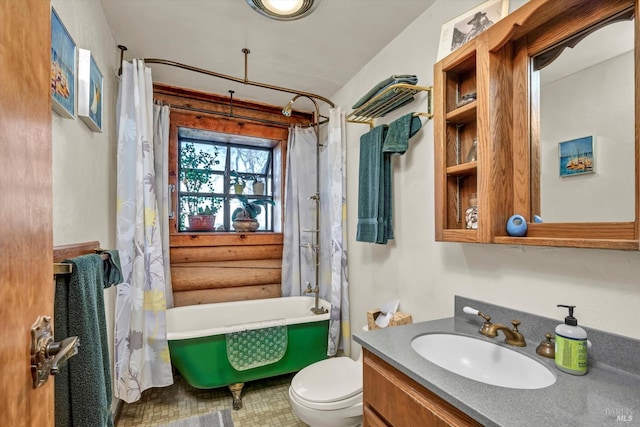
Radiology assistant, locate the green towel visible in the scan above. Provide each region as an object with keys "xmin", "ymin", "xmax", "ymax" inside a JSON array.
[
  {"xmin": 55, "ymin": 254, "xmax": 113, "ymax": 427},
  {"xmin": 352, "ymin": 74, "xmax": 418, "ymax": 109},
  {"xmin": 357, "ymin": 125, "xmax": 388, "ymax": 243},
  {"xmin": 98, "ymin": 249, "xmax": 123, "ymax": 287},
  {"xmin": 383, "ymin": 113, "xmax": 423, "ymax": 155}
]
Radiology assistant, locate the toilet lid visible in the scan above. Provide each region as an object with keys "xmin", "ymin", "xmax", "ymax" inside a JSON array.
[{"xmin": 291, "ymin": 357, "xmax": 362, "ymax": 403}]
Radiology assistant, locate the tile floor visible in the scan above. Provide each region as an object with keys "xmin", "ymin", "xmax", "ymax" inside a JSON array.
[{"xmin": 116, "ymin": 372, "xmax": 306, "ymax": 427}]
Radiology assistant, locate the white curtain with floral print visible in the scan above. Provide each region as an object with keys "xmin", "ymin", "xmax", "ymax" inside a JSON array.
[
  {"xmin": 115, "ymin": 59, "xmax": 173, "ymax": 403},
  {"xmin": 319, "ymin": 108, "xmax": 350, "ymax": 356}
]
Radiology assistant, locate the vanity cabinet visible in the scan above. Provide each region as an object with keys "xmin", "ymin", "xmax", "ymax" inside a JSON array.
[
  {"xmin": 363, "ymin": 349, "xmax": 481, "ymax": 427},
  {"xmin": 433, "ymin": 0, "xmax": 640, "ymax": 250}
]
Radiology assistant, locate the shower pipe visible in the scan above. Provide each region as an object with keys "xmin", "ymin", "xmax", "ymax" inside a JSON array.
[
  {"xmin": 284, "ymin": 95, "xmax": 326, "ymax": 310},
  {"xmin": 117, "ymin": 45, "xmax": 335, "ymax": 125}
]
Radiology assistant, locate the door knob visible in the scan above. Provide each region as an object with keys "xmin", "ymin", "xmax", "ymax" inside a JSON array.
[{"xmin": 30, "ymin": 316, "xmax": 80, "ymax": 388}]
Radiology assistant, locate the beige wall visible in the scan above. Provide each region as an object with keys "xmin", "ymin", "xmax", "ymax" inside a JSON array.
[
  {"xmin": 331, "ymin": 0, "xmax": 640, "ymax": 357},
  {"xmin": 51, "ymin": 0, "xmax": 117, "ymax": 248},
  {"xmin": 51, "ymin": 0, "xmax": 118, "ymax": 410}
]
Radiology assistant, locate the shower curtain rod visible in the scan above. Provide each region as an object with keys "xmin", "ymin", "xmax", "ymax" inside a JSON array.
[
  {"xmin": 161, "ymin": 101, "xmax": 310, "ymax": 128},
  {"xmin": 118, "ymin": 46, "xmax": 335, "ymax": 110}
]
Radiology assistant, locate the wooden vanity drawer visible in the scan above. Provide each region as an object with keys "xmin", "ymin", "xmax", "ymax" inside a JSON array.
[{"xmin": 363, "ymin": 350, "xmax": 481, "ymax": 427}]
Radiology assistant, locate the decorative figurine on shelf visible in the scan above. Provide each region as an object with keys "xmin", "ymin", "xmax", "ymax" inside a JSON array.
[
  {"xmin": 465, "ymin": 193, "xmax": 478, "ymax": 230},
  {"xmin": 506, "ymin": 214, "xmax": 528, "ymax": 236}
]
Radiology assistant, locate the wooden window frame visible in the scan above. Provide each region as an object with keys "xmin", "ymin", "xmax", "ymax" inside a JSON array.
[{"xmin": 155, "ymin": 83, "xmax": 312, "ymax": 247}]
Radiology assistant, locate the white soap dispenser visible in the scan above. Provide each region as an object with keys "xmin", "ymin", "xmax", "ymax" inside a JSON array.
[{"xmin": 555, "ymin": 304, "xmax": 588, "ymax": 375}]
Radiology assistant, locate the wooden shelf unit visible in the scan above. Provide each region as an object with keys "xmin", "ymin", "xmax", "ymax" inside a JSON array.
[
  {"xmin": 433, "ymin": 0, "xmax": 640, "ymax": 249},
  {"xmin": 435, "ymin": 48, "xmax": 484, "ymax": 241}
]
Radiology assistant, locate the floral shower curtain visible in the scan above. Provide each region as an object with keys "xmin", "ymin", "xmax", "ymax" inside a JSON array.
[
  {"xmin": 115, "ymin": 59, "xmax": 174, "ymax": 403},
  {"xmin": 282, "ymin": 109, "xmax": 349, "ymax": 356},
  {"xmin": 320, "ymin": 108, "xmax": 350, "ymax": 356}
]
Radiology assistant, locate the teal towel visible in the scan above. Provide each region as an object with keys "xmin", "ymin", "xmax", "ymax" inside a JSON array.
[
  {"xmin": 55, "ymin": 254, "xmax": 113, "ymax": 427},
  {"xmin": 357, "ymin": 125, "xmax": 388, "ymax": 243},
  {"xmin": 352, "ymin": 74, "xmax": 418, "ymax": 109},
  {"xmin": 98, "ymin": 249, "xmax": 123, "ymax": 287},
  {"xmin": 383, "ymin": 113, "xmax": 423, "ymax": 155}
]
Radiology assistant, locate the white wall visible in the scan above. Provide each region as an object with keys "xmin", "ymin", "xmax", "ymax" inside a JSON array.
[
  {"xmin": 331, "ymin": 0, "xmax": 640, "ymax": 357},
  {"xmin": 51, "ymin": 0, "xmax": 118, "ymax": 410},
  {"xmin": 540, "ymin": 51, "xmax": 635, "ymax": 222}
]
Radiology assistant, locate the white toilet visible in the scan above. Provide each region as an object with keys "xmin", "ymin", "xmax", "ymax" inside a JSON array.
[{"xmin": 288, "ymin": 355, "xmax": 363, "ymax": 427}]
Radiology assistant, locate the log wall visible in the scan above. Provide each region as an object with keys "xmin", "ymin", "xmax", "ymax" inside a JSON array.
[{"xmin": 170, "ymin": 234, "xmax": 283, "ymax": 306}]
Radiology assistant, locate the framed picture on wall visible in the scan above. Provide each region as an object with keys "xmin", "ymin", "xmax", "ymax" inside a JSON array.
[
  {"xmin": 51, "ymin": 7, "xmax": 76, "ymax": 119},
  {"xmin": 559, "ymin": 136, "xmax": 595, "ymax": 177},
  {"xmin": 436, "ymin": 0, "xmax": 510, "ymax": 61},
  {"xmin": 78, "ymin": 49, "xmax": 103, "ymax": 132}
]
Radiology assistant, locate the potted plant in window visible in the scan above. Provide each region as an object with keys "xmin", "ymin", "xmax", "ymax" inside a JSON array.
[
  {"xmin": 250, "ymin": 175, "xmax": 265, "ymax": 195},
  {"xmin": 230, "ymin": 170, "xmax": 246, "ymax": 194},
  {"xmin": 180, "ymin": 142, "xmax": 222, "ymax": 231},
  {"xmin": 232, "ymin": 195, "xmax": 275, "ymax": 232}
]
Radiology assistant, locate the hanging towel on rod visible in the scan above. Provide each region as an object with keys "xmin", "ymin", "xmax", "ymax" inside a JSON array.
[
  {"xmin": 383, "ymin": 113, "xmax": 423, "ymax": 155},
  {"xmin": 356, "ymin": 125, "xmax": 389, "ymax": 243},
  {"xmin": 357, "ymin": 114, "xmax": 423, "ymax": 244},
  {"xmin": 54, "ymin": 254, "xmax": 115, "ymax": 427}
]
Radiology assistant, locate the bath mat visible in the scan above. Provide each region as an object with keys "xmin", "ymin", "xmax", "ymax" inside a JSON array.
[
  {"xmin": 155, "ymin": 409, "xmax": 234, "ymax": 427},
  {"xmin": 226, "ymin": 321, "xmax": 287, "ymax": 371}
]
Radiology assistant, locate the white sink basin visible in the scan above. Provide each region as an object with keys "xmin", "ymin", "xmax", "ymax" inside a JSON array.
[{"xmin": 411, "ymin": 333, "xmax": 556, "ymax": 389}]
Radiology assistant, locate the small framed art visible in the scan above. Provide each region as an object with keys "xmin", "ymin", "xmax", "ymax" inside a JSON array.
[
  {"xmin": 559, "ymin": 136, "xmax": 595, "ymax": 177},
  {"xmin": 436, "ymin": 0, "xmax": 510, "ymax": 61},
  {"xmin": 51, "ymin": 8, "xmax": 76, "ymax": 118},
  {"xmin": 78, "ymin": 49, "xmax": 103, "ymax": 132}
]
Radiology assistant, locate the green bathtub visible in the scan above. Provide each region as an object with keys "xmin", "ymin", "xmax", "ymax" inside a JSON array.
[{"xmin": 166, "ymin": 296, "xmax": 330, "ymax": 409}]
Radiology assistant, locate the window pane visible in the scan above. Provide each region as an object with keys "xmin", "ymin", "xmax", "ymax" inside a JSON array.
[
  {"xmin": 178, "ymin": 130, "xmax": 274, "ymax": 233},
  {"xmin": 180, "ymin": 141, "xmax": 224, "ymax": 171},
  {"xmin": 178, "ymin": 195, "xmax": 223, "ymax": 232},
  {"xmin": 230, "ymin": 146, "xmax": 270, "ymax": 174},
  {"xmin": 179, "ymin": 171, "xmax": 218, "ymax": 194}
]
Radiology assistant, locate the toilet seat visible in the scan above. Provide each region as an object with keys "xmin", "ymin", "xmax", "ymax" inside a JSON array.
[{"xmin": 290, "ymin": 357, "xmax": 362, "ymax": 411}]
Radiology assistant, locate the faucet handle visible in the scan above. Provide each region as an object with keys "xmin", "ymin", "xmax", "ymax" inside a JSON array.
[
  {"xmin": 463, "ymin": 306, "xmax": 491, "ymax": 322},
  {"xmin": 511, "ymin": 320, "xmax": 521, "ymax": 331}
]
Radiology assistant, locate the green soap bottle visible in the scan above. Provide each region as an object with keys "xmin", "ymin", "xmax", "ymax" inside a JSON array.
[{"xmin": 555, "ymin": 305, "xmax": 588, "ymax": 375}]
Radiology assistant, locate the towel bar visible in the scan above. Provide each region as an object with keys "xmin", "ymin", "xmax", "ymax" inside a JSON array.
[
  {"xmin": 53, "ymin": 252, "xmax": 110, "ymax": 276},
  {"xmin": 347, "ymin": 83, "xmax": 433, "ymax": 128}
]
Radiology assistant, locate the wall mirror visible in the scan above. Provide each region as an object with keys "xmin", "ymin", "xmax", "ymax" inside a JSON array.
[
  {"xmin": 516, "ymin": 0, "xmax": 639, "ymax": 249},
  {"xmin": 532, "ymin": 18, "xmax": 635, "ymax": 223}
]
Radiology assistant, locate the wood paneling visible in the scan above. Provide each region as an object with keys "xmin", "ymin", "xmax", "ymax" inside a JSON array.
[
  {"xmin": 0, "ymin": 0, "xmax": 53, "ymax": 425},
  {"xmin": 173, "ymin": 284, "xmax": 281, "ymax": 306},
  {"xmin": 171, "ymin": 259, "xmax": 282, "ymax": 291}
]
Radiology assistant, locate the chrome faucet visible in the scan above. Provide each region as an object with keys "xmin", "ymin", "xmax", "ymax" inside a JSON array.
[
  {"xmin": 304, "ymin": 282, "xmax": 328, "ymax": 315},
  {"xmin": 464, "ymin": 306, "xmax": 526, "ymax": 347}
]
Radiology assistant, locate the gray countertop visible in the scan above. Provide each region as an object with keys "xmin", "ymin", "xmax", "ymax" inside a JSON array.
[{"xmin": 354, "ymin": 299, "xmax": 640, "ymax": 426}]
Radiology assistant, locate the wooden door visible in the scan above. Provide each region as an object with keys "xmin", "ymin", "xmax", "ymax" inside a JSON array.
[{"xmin": 0, "ymin": 0, "xmax": 54, "ymax": 425}]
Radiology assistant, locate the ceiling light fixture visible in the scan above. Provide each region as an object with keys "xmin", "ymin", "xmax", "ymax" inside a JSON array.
[{"xmin": 246, "ymin": 0, "xmax": 320, "ymax": 21}]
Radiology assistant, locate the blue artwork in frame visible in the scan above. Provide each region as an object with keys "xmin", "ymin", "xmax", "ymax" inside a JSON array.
[
  {"xmin": 51, "ymin": 8, "xmax": 76, "ymax": 118},
  {"xmin": 559, "ymin": 136, "xmax": 595, "ymax": 177},
  {"xmin": 78, "ymin": 49, "xmax": 103, "ymax": 132}
]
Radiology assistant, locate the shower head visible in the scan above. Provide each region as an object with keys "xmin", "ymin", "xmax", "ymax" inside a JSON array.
[{"xmin": 282, "ymin": 100, "xmax": 294, "ymax": 117}]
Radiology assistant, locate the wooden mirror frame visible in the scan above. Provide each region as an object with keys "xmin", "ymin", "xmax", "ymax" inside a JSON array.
[{"xmin": 490, "ymin": 0, "xmax": 639, "ymax": 250}]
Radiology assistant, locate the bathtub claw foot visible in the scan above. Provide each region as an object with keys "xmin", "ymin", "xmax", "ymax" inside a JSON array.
[{"xmin": 229, "ymin": 383, "xmax": 244, "ymax": 410}]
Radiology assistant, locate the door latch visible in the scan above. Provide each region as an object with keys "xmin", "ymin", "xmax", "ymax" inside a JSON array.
[{"xmin": 30, "ymin": 316, "xmax": 79, "ymax": 388}]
